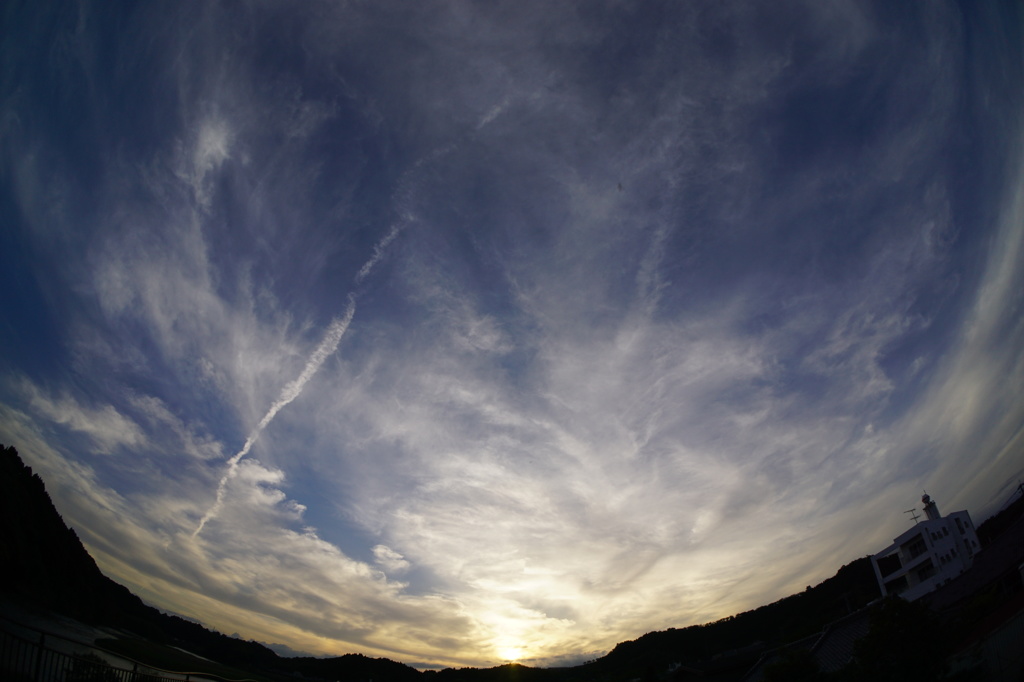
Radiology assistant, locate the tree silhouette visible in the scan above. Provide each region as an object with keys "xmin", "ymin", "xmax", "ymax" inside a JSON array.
[{"xmin": 843, "ymin": 596, "xmax": 948, "ymax": 682}]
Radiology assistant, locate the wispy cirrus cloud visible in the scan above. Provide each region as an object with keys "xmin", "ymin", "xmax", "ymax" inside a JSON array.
[
  {"xmin": 1, "ymin": 0, "xmax": 1022, "ymax": 671},
  {"xmin": 18, "ymin": 380, "xmax": 146, "ymax": 454}
]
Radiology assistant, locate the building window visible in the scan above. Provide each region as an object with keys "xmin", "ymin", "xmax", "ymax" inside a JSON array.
[
  {"xmin": 877, "ymin": 553, "xmax": 902, "ymax": 577},
  {"xmin": 884, "ymin": 575, "xmax": 909, "ymax": 595},
  {"xmin": 904, "ymin": 535, "xmax": 927, "ymax": 560},
  {"xmin": 916, "ymin": 560, "xmax": 936, "ymax": 582}
]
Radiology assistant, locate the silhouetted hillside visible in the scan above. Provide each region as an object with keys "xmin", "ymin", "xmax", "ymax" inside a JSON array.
[
  {"xmin": 560, "ymin": 557, "xmax": 878, "ymax": 681},
  {"xmin": 0, "ymin": 442, "xmax": 879, "ymax": 681},
  {"xmin": 975, "ymin": 487, "xmax": 1024, "ymax": 547},
  {"xmin": 288, "ymin": 653, "xmax": 423, "ymax": 682},
  {"xmin": 0, "ymin": 443, "xmax": 419, "ymax": 682},
  {"xmin": 425, "ymin": 663, "xmax": 567, "ymax": 682},
  {"xmin": 0, "ymin": 442, "xmax": 155, "ymax": 626},
  {"xmin": 5, "ymin": 440, "xmax": 1019, "ymax": 682}
]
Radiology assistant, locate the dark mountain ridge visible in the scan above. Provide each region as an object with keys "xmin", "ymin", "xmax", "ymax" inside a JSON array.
[
  {"xmin": 0, "ymin": 442, "xmax": 878, "ymax": 680},
  {"xmin": 5, "ymin": 442, "xmax": 1020, "ymax": 681},
  {"xmin": 0, "ymin": 444, "xmax": 420, "ymax": 682}
]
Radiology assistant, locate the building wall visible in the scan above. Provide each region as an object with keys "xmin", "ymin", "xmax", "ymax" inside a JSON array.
[{"xmin": 870, "ymin": 510, "xmax": 980, "ymax": 601}]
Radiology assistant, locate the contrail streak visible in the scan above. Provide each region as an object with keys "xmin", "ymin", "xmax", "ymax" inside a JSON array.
[
  {"xmin": 192, "ymin": 198, "xmax": 408, "ymax": 538},
  {"xmin": 355, "ymin": 223, "xmax": 401, "ymax": 283},
  {"xmin": 193, "ymin": 295, "xmax": 355, "ymax": 537}
]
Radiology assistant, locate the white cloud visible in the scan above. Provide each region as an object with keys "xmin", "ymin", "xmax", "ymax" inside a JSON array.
[
  {"xmin": 189, "ymin": 117, "xmax": 232, "ymax": 208},
  {"xmin": 19, "ymin": 380, "xmax": 146, "ymax": 454},
  {"xmin": 0, "ymin": 401, "xmax": 485, "ymax": 664},
  {"xmin": 373, "ymin": 545, "xmax": 411, "ymax": 574},
  {"xmin": 2, "ymin": 0, "xmax": 1020, "ymax": 670},
  {"xmin": 127, "ymin": 394, "xmax": 225, "ymax": 463}
]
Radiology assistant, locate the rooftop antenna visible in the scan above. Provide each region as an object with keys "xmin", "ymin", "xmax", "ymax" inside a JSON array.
[{"xmin": 904, "ymin": 508, "xmax": 921, "ymax": 525}]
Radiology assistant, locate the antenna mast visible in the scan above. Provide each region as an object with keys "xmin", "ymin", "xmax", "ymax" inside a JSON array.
[{"xmin": 904, "ymin": 508, "xmax": 921, "ymax": 525}]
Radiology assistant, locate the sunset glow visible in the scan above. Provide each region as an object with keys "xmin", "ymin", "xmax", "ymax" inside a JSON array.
[{"xmin": 1, "ymin": 0, "xmax": 1022, "ymax": 670}]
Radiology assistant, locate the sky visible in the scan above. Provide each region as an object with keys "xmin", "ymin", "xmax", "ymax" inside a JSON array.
[{"xmin": 1, "ymin": 0, "xmax": 1023, "ymax": 670}]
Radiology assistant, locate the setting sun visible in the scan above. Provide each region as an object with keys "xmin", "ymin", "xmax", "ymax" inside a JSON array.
[{"xmin": 3, "ymin": 0, "xmax": 1023, "ymax": 673}]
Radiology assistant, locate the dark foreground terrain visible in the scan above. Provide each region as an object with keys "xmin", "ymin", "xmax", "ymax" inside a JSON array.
[{"xmin": 2, "ymin": 443, "xmax": 1022, "ymax": 681}]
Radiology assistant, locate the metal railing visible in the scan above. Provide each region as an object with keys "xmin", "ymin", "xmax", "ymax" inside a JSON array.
[
  {"xmin": 1, "ymin": 626, "xmax": 165, "ymax": 681},
  {"xmin": 0, "ymin": 616, "xmax": 259, "ymax": 682}
]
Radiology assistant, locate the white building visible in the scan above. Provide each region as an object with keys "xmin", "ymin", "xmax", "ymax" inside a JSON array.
[{"xmin": 870, "ymin": 494, "xmax": 981, "ymax": 601}]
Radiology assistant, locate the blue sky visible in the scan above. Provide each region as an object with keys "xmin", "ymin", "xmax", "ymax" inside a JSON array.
[{"xmin": 2, "ymin": 0, "xmax": 1023, "ymax": 670}]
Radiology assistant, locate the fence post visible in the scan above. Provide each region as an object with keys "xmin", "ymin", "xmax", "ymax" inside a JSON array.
[{"xmin": 34, "ymin": 633, "xmax": 45, "ymax": 680}]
